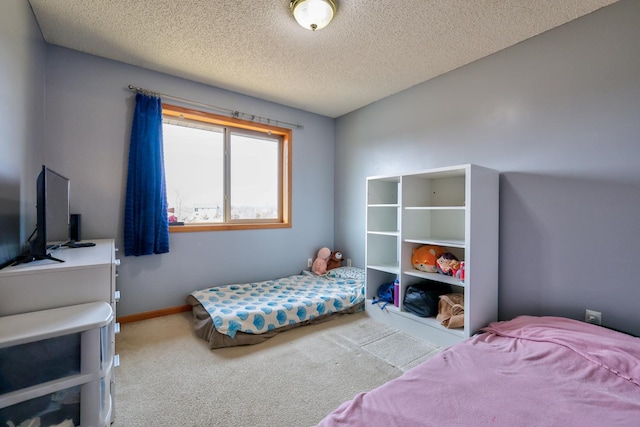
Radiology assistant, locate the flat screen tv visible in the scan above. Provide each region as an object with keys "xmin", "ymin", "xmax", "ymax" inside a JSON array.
[{"xmin": 28, "ymin": 165, "xmax": 70, "ymax": 262}]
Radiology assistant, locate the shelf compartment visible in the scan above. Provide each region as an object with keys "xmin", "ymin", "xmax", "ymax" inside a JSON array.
[
  {"xmin": 367, "ymin": 205, "xmax": 399, "ymax": 234},
  {"xmin": 365, "ymin": 269, "xmax": 398, "ymax": 300},
  {"xmin": 366, "ymin": 233, "xmax": 398, "ymax": 269},
  {"xmin": 403, "ymin": 208, "xmax": 465, "ymax": 243},
  {"xmin": 367, "ymin": 177, "xmax": 400, "ymax": 205},
  {"xmin": 402, "ymin": 173, "xmax": 465, "ymax": 207},
  {"xmin": 402, "ymin": 240, "xmax": 464, "ymax": 278}
]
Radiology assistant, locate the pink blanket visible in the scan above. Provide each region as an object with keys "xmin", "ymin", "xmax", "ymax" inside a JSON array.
[{"xmin": 316, "ymin": 316, "xmax": 640, "ymax": 426}]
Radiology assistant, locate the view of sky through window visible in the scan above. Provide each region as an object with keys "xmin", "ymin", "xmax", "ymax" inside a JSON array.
[
  {"xmin": 230, "ymin": 133, "xmax": 278, "ymax": 219},
  {"xmin": 163, "ymin": 122, "xmax": 279, "ymax": 223}
]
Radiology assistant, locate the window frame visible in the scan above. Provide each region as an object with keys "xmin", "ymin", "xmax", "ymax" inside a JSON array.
[{"xmin": 162, "ymin": 103, "xmax": 292, "ymax": 232}]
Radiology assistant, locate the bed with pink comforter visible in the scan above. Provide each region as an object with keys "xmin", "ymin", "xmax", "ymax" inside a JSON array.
[{"xmin": 316, "ymin": 316, "xmax": 640, "ymax": 426}]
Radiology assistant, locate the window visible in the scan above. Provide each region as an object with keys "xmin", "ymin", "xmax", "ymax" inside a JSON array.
[{"xmin": 162, "ymin": 104, "xmax": 291, "ymax": 232}]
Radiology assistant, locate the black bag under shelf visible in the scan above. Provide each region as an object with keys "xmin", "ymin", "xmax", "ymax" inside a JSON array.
[{"xmin": 403, "ymin": 281, "xmax": 452, "ymax": 317}]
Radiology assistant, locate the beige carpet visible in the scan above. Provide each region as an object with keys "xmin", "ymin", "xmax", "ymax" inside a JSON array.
[{"xmin": 113, "ymin": 310, "xmax": 439, "ymax": 426}]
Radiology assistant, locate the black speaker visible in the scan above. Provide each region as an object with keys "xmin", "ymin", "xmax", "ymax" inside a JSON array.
[{"xmin": 70, "ymin": 214, "xmax": 81, "ymax": 242}]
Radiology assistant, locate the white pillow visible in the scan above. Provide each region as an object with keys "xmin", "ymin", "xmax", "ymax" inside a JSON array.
[{"xmin": 325, "ymin": 266, "xmax": 365, "ymax": 280}]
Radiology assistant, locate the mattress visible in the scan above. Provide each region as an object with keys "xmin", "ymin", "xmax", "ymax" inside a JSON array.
[
  {"xmin": 187, "ymin": 267, "xmax": 366, "ymax": 349},
  {"xmin": 316, "ymin": 315, "xmax": 640, "ymax": 426}
]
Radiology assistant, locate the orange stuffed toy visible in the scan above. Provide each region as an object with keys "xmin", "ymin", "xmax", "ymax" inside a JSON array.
[
  {"xmin": 412, "ymin": 245, "xmax": 446, "ymax": 273},
  {"xmin": 327, "ymin": 251, "xmax": 344, "ymax": 271}
]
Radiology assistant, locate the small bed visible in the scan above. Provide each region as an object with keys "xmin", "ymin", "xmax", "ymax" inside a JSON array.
[
  {"xmin": 186, "ymin": 267, "xmax": 366, "ymax": 349},
  {"xmin": 316, "ymin": 315, "xmax": 640, "ymax": 426}
]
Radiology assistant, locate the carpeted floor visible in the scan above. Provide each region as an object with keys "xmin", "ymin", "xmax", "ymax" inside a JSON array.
[
  {"xmin": 329, "ymin": 314, "xmax": 440, "ymax": 372},
  {"xmin": 113, "ymin": 310, "xmax": 439, "ymax": 426}
]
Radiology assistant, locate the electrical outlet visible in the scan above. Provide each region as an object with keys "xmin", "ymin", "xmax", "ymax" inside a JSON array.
[
  {"xmin": 307, "ymin": 258, "xmax": 313, "ymax": 268},
  {"xmin": 585, "ymin": 309, "xmax": 602, "ymax": 325},
  {"xmin": 347, "ymin": 258, "xmax": 352, "ymax": 267}
]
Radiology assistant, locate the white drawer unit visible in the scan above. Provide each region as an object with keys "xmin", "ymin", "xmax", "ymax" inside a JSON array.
[
  {"xmin": 0, "ymin": 239, "xmax": 120, "ymax": 424},
  {"xmin": 0, "ymin": 302, "xmax": 114, "ymax": 427}
]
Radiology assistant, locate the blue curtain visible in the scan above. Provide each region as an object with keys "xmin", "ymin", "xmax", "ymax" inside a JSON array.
[{"xmin": 124, "ymin": 93, "xmax": 169, "ymax": 256}]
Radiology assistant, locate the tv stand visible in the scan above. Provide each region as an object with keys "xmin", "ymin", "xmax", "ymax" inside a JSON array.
[
  {"xmin": 10, "ymin": 252, "xmax": 64, "ymax": 266},
  {"xmin": 64, "ymin": 241, "xmax": 96, "ymax": 248},
  {"xmin": 34, "ymin": 253, "xmax": 65, "ymax": 263}
]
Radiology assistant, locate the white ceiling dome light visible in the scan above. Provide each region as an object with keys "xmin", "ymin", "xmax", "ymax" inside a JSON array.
[{"xmin": 290, "ymin": 0, "xmax": 337, "ymax": 31}]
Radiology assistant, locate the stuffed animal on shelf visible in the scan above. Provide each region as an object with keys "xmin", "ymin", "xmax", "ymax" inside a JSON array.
[
  {"xmin": 436, "ymin": 252, "xmax": 461, "ymax": 277},
  {"xmin": 412, "ymin": 245, "xmax": 446, "ymax": 273},
  {"xmin": 312, "ymin": 247, "xmax": 331, "ymax": 275},
  {"xmin": 436, "ymin": 293, "xmax": 465, "ymax": 329},
  {"xmin": 327, "ymin": 251, "xmax": 344, "ymax": 271}
]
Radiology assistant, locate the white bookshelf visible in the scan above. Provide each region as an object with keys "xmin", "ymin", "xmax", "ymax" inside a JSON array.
[{"xmin": 365, "ymin": 164, "xmax": 499, "ymax": 347}]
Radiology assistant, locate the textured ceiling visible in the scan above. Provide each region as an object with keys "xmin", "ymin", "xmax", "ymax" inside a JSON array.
[{"xmin": 28, "ymin": 0, "xmax": 618, "ymax": 118}]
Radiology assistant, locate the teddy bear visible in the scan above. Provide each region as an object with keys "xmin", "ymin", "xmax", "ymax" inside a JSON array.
[
  {"xmin": 311, "ymin": 247, "xmax": 331, "ymax": 275},
  {"xmin": 412, "ymin": 245, "xmax": 446, "ymax": 273},
  {"xmin": 326, "ymin": 250, "xmax": 344, "ymax": 271}
]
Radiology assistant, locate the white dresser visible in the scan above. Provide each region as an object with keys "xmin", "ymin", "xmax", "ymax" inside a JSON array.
[{"xmin": 0, "ymin": 239, "xmax": 120, "ymax": 425}]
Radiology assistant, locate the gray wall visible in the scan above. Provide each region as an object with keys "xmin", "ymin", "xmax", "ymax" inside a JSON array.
[
  {"xmin": 4, "ymin": 0, "xmax": 639, "ymax": 332},
  {"xmin": 0, "ymin": 0, "xmax": 45, "ymax": 266},
  {"xmin": 335, "ymin": 0, "xmax": 640, "ymax": 335},
  {"xmin": 43, "ymin": 47, "xmax": 335, "ymax": 316}
]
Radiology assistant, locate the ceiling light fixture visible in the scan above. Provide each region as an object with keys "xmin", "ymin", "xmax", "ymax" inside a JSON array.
[{"xmin": 290, "ymin": 0, "xmax": 337, "ymax": 31}]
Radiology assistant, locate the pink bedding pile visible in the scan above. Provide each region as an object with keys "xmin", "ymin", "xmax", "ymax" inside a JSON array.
[{"xmin": 316, "ymin": 316, "xmax": 640, "ymax": 426}]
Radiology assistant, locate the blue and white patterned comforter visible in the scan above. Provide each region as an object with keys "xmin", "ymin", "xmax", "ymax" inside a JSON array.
[{"xmin": 190, "ymin": 271, "xmax": 365, "ymax": 338}]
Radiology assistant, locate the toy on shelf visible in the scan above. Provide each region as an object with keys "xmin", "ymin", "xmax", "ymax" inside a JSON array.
[
  {"xmin": 312, "ymin": 247, "xmax": 331, "ymax": 275},
  {"xmin": 412, "ymin": 245, "xmax": 446, "ymax": 273},
  {"xmin": 327, "ymin": 251, "xmax": 344, "ymax": 271},
  {"xmin": 436, "ymin": 293, "xmax": 465, "ymax": 328},
  {"xmin": 436, "ymin": 252, "xmax": 461, "ymax": 277}
]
